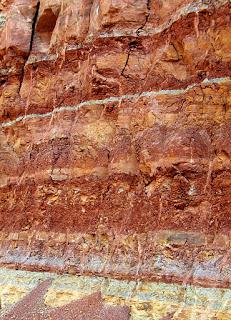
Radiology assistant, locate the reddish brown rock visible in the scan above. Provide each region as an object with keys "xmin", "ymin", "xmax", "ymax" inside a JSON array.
[{"xmin": 0, "ymin": 0, "xmax": 231, "ymax": 294}]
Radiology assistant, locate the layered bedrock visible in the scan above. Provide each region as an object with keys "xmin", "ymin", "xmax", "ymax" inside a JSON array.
[{"xmin": 0, "ymin": 0, "xmax": 231, "ymax": 293}]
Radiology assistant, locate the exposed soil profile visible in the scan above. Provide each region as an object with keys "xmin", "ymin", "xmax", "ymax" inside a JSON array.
[{"xmin": 0, "ymin": 0, "xmax": 230, "ymax": 319}]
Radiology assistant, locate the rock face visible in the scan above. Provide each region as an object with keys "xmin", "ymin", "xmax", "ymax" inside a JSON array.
[
  {"xmin": 1, "ymin": 268, "xmax": 231, "ymax": 319},
  {"xmin": 1, "ymin": 278, "xmax": 129, "ymax": 320},
  {"xmin": 0, "ymin": 0, "xmax": 231, "ymax": 317}
]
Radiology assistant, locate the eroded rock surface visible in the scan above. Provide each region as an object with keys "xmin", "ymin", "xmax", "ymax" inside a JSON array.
[
  {"xmin": 1, "ymin": 278, "xmax": 129, "ymax": 320},
  {"xmin": 0, "ymin": 268, "xmax": 231, "ymax": 319},
  {"xmin": 0, "ymin": 0, "xmax": 231, "ymax": 318}
]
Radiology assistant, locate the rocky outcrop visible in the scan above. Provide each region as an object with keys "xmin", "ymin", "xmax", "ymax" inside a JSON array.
[{"xmin": 0, "ymin": 0, "xmax": 231, "ymax": 317}]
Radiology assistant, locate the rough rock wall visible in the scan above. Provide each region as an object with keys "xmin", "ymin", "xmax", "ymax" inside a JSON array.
[
  {"xmin": 0, "ymin": 0, "xmax": 231, "ymax": 318},
  {"xmin": 1, "ymin": 268, "xmax": 231, "ymax": 319}
]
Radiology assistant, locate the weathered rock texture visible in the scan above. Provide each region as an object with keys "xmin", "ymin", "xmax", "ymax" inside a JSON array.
[
  {"xmin": 1, "ymin": 278, "xmax": 129, "ymax": 320},
  {"xmin": 0, "ymin": 0, "xmax": 231, "ymax": 317},
  {"xmin": 0, "ymin": 268, "xmax": 231, "ymax": 319}
]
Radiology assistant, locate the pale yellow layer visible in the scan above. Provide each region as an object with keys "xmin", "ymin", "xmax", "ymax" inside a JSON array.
[{"xmin": 0, "ymin": 268, "xmax": 230, "ymax": 319}]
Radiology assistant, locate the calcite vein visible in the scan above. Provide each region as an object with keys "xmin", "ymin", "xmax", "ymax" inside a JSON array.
[{"xmin": 0, "ymin": 76, "xmax": 230, "ymax": 128}]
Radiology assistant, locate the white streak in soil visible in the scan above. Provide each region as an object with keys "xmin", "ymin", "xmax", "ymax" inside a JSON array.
[{"xmin": 0, "ymin": 77, "xmax": 230, "ymax": 129}]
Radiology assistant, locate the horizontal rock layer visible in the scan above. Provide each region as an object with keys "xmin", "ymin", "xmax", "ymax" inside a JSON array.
[
  {"xmin": 0, "ymin": 229, "xmax": 230, "ymax": 288},
  {"xmin": 0, "ymin": 0, "xmax": 231, "ymax": 311},
  {"xmin": 0, "ymin": 268, "xmax": 231, "ymax": 319}
]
